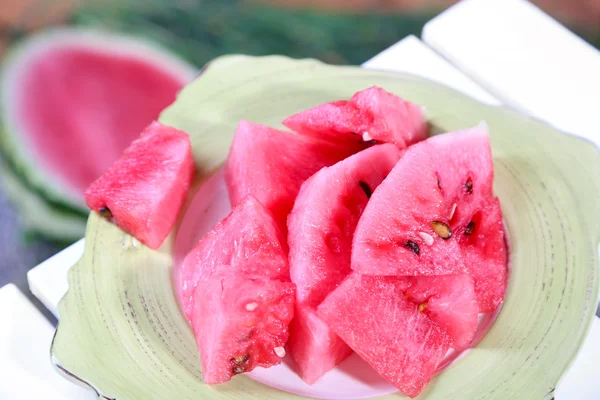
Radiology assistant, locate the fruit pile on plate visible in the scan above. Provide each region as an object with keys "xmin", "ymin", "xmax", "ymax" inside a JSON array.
[{"xmin": 85, "ymin": 86, "xmax": 507, "ymax": 398}]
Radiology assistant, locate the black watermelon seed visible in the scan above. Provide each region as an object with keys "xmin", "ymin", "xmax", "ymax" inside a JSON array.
[
  {"xmin": 465, "ymin": 221, "xmax": 476, "ymax": 236},
  {"xmin": 465, "ymin": 178, "xmax": 473, "ymax": 194},
  {"xmin": 405, "ymin": 240, "xmax": 420, "ymax": 255},
  {"xmin": 98, "ymin": 206, "xmax": 113, "ymax": 220},
  {"xmin": 231, "ymin": 355, "xmax": 249, "ymax": 374},
  {"xmin": 359, "ymin": 181, "xmax": 372, "ymax": 198}
]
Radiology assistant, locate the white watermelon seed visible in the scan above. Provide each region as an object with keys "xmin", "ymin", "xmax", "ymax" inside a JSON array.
[
  {"xmin": 449, "ymin": 203, "xmax": 457, "ymax": 220},
  {"xmin": 274, "ymin": 347, "xmax": 286, "ymax": 358},
  {"xmin": 245, "ymin": 302, "xmax": 258, "ymax": 311},
  {"xmin": 362, "ymin": 131, "xmax": 373, "ymax": 142},
  {"xmin": 418, "ymin": 232, "xmax": 434, "ymax": 246},
  {"xmin": 131, "ymin": 238, "xmax": 139, "ymax": 248}
]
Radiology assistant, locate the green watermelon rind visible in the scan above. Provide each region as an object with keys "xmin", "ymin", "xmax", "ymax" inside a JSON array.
[
  {"xmin": 0, "ymin": 153, "xmax": 87, "ymax": 242},
  {"xmin": 0, "ymin": 27, "xmax": 198, "ymax": 229}
]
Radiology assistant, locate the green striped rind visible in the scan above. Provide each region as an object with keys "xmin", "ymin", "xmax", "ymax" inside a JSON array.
[
  {"xmin": 0, "ymin": 125, "xmax": 87, "ymax": 241},
  {"xmin": 52, "ymin": 55, "xmax": 600, "ymax": 400}
]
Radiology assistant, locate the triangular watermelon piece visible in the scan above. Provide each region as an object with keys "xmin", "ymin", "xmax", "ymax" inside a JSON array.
[
  {"xmin": 287, "ymin": 304, "xmax": 353, "ymax": 385},
  {"xmin": 85, "ymin": 121, "xmax": 194, "ymax": 249},
  {"xmin": 287, "ymin": 144, "xmax": 402, "ymax": 383},
  {"xmin": 179, "ymin": 195, "xmax": 289, "ymax": 320},
  {"xmin": 192, "ymin": 269, "xmax": 295, "ymax": 384},
  {"xmin": 225, "ymin": 121, "xmax": 364, "ymax": 235},
  {"xmin": 317, "ymin": 273, "xmax": 451, "ymax": 398},
  {"xmin": 283, "ymin": 86, "xmax": 427, "ymax": 148},
  {"xmin": 403, "ymin": 274, "xmax": 479, "ymax": 349},
  {"xmin": 352, "ymin": 123, "xmax": 507, "ymax": 312}
]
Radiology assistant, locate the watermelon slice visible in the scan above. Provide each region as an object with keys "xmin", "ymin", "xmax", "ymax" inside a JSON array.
[
  {"xmin": 287, "ymin": 143, "xmax": 401, "ymax": 383},
  {"xmin": 287, "ymin": 304, "xmax": 353, "ymax": 385},
  {"xmin": 283, "ymin": 86, "xmax": 427, "ymax": 148},
  {"xmin": 352, "ymin": 123, "xmax": 507, "ymax": 312},
  {"xmin": 0, "ymin": 28, "xmax": 196, "ymax": 239},
  {"xmin": 225, "ymin": 121, "xmax": 363, "ymax": 235},
  {"xmin": 192, "ymin": 269, "xmax": 295, "ymax": 384},
  {"xmin": 178, "ymin": 195, "xmax": 289, "ymax": 320},
  {"xmin": 317, "ymin": 273, "xmax": 451, "ymax": 398},
  {"xmin": 85, "ymin": 121, "xmax": 194, "ymax": 250},
  {"xmin": 403, "ymin": 274, "xmax": 479, "ymax": 349},
  {"xmin": 181, "ymin": 195, "xmax": 295, "ymax": 384}
]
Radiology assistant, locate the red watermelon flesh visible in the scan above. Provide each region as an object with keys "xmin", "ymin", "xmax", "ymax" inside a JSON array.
[
  {"xmin": 179, "ymin": 195, "xmax": 289, "ymax": 320},
  {"xmin": 11, "ymin": 33, "xmax": 194, "ymax": 199},
  {"xmin": 283, "ymin": 86, "xmax": 427, "ymax": 148},
  {"xmin": 282, "ymin": 100, "xmax": 370, "ymax": 143},
  {"xmin": 191, "ymin": 269, "xmax": 295, "ymax": 384},
  {"xmin": 458, "ymin": 197, "xmax": 507, "ymax": 312},
  {"xmin": 286, "ymin": 143, "xmax": 402, "ymax": 383},
  {"xmin": 85, "ymin": 121, "xmax": 194, "ymax": 249},
  {"xmin": 287, "ymin": 304, "xmax": 353, "ymax": 385},
  {"xmin": 288, "ymin": 143, "xmax": 402, "ymax": 307},
  {"xmin": 225, "ymin": 121, "xmax": 363, "ymax": 235},
  {"xmin": 404, "ymin": 274, "xmax": 479, "ymax": 349},
  {"xmin": 352, "ymin": 123, "xmax": 507, "ymax": 311},
  {"xmin": 317, "ymin": 273, "xmax": 451, "ymax": 398}
]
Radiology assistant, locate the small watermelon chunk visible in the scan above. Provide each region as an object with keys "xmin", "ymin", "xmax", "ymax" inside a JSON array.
[
  {"xmin": 287, "ymin": 304, "xmax": 353, "ymax": 385},
  {"xmin": 317, "ymin": 273, "xmax": 451, "ymax": 398},
  {"xmin": 282, "ymin": 100, "xmax": 370, "ymax": 143},
  {"xmin": 192, "ymin": 269, "xmax": 295, "ymax": 384},
  {"xmin": 283, "ymin": 86, "xmax": 427, "ymax": 148},
  {"xmin": 179, "ymin": 195, "xmax": 288, "ymax": 320},
  {"xmin": 404, "ymin": 275, "xmax": 479, "ymax": 349},
  {"xmin": 287, "ymin": 144, "xmax": 402, "ymax": 383},
  {"xmin": 85, "ymin": 121, "xmax": 194, "ymax": 249},
  {"xmin": 225, "ymin": 121, "xmax": 363, "ymax": 234},
  {"xmin": 352, "ymin": 123, "xmax": 507, "ymax": 312}
]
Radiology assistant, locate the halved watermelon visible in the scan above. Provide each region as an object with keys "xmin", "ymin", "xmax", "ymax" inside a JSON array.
[
  {"xmin": 283, "ymin": 86, "xmax": 427, "ymax": 148},
  {"xmin": 225, "ymin": 120, "xmax": 364, "ymax": 235},
  {"xmin": 178, "ymin": 195, "xmax": 289, "ymax": 320},
  {"xmin": 317, "ymin": 273, "xmax": 451, "ymax": 398},
  {"xmin": 403, "ymin": 274, "xmax": 478, "ymax": 349},
  {"xmin": 0, "ymin": 28, "xmax": 196, "ymax": 240},
  {"xmin": 192, "ymin": 269, "xmax": 295, "ymax": 384},
  {"xmin": 287, "ymin": 143, "xmax": 402, "ymax": 383},
  {"xmin": 352, "ymin": 123, "xmax": 507, "ymax": 312},
  {"xmin": 85, "ymin": 121, "xmax": 194, "ymax": 249}
]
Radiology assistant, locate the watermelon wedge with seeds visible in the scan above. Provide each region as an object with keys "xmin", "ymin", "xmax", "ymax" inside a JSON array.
[
  {"xmin": 317, "ymin": 273, "xmax": 451, "ymax": 398},
  {"xmin": 352, "ymin": 123, "xmax": 507, "ymax": 312},
  {"xmin": 180, "ymin": 195, "xmax": 296, "ymax": 384},
  {"xmin": 192, "ymin": 269, "xmax": 295, "ymax": 384},
  {"xmin": 225, "ymin": 120, "xmax": 364, "ymax": 235},
  {"xmin": 287, "ymin": 143, "xmax": 402, "ymax": 383},
  {"xmin": 85, "ymin": 121, "xmax": 194, "ymax": 249},
  {"xmin": 283, "ymin": 86, "xmax": 427, "ymax": 148},
  {"xmin": 178, "ymin": 195, "xmax": 289, "ymax": 320}
]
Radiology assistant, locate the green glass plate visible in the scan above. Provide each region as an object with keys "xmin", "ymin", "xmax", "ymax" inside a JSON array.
[{"xmin": 51, "ymin": 55, "xmax": 600, "ymax": 400}]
